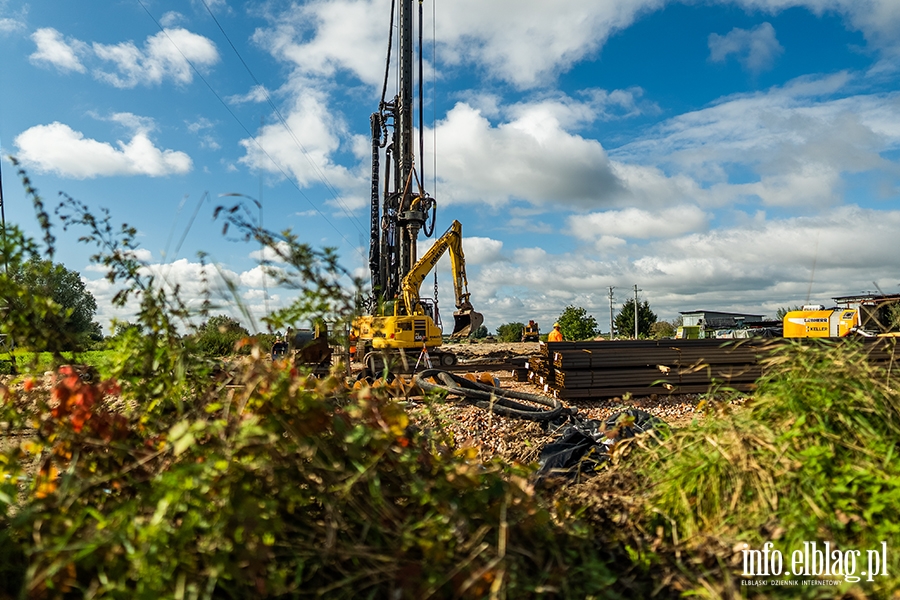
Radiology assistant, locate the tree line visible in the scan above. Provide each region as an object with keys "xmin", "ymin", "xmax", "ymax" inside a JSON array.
[
  {"xmin": 476, "ymin": 299, "xmax": 680, "ymax": 342},
  {"xmin": 1, "ymin": 257, "xmax": 276, "ymax": 358}
]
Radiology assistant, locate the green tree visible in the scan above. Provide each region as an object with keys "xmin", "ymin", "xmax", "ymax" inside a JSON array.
[
  {"xmin": 557, "ymin": 306, "xmax": 598, "ymax": 341},
  {"xmin": 471, "ymin": 324, "xmax": 489, "ymax": 339},
  {"xmin": 496, "ymin": 322, "xmax": 525, "ymax": 343},
  {"xmin": 614, "ymin": 298, "xmax": 657, "ymax": 339},
  {"xmin": 7, "ymin": 257, "xmax": 102, "ymax": 349},
  {"xmin": 649, "ymin": 320, "xmax": 676, "ymax": 339},
  {"xmin": 195, "ymin": 314, "xmax": 250, "ymax": 356},
  {"xmin": 776, "ymin": 305, "xmax": 802, "ymax": 320}
]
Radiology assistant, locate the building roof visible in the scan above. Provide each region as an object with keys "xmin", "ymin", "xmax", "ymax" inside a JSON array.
[
  {"xmin": 678, "ymin": 310, "xmax": 763, "ymax": 317},
  {"xmin": 832, "ymin": 293, "xmax": 900, "ymax": 305}
]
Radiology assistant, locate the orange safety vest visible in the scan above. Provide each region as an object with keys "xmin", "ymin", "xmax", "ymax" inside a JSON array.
[{"xmin": 548, "ymin": 329, "xmax": 563, "ymax": 342}]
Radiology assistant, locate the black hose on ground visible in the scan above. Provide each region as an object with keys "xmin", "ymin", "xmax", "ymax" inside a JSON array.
[
  {"xmin": 412, "ymin": 369, "xmax": 668, "ymax": 483},
  {"xmin": 413, "ymin": 369, "xmax": 575, "ymax": 422}
]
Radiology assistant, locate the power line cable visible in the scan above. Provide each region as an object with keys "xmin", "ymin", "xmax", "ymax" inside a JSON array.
[{"xmin": 135, "ymin": 0, "xmax": 366, "ymax": 262}]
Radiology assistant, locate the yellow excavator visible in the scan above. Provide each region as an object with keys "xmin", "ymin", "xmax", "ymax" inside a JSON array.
[
  {"xmin": 353, "ymin": 220, "xmax": 483, "ymax": 371},
  {"xmin": 352, "ymin": 0, "xmax": 483, "ymax": 375}
]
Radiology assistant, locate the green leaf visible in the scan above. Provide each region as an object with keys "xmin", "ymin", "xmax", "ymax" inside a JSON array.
[{"xmin": 173, "ymin": 432, "xmax": 195, "ymax": 457}]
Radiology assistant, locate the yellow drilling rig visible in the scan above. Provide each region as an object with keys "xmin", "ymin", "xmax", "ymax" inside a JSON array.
[{"xmin": 352, "ymin": 0, "xmax": 482, "ymax": 375}]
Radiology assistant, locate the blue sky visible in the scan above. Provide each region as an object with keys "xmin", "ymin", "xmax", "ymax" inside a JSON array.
[{"xmin": 2, "ymin": 0, "xmax": 899, "ymax": 335}]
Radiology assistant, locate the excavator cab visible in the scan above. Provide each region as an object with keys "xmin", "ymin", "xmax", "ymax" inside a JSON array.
[{"xmin": 451, "ymin": 308, "xmax": 484, "ymax": 338}]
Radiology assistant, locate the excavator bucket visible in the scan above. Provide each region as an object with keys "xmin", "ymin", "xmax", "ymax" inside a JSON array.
[{"xmin": 451, "ymin": 309, "xmax": 484, "ymax": 338}]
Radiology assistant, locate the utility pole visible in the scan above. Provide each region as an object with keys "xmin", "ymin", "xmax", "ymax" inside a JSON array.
[
  {"xmin": 0, "ymin": 142, "xmax": 7, "ymax": 275},
  {"xmin": 633, "ymin": 284, "xmax": 641, "ymax": 340},
  {"xmin": 607, "ymin": 286, "xmax": 615, "ymax": 339}
]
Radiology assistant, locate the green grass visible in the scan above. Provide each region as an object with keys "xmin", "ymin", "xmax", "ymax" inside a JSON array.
[{"xmin": 3, "ymin": 349, "xmax": 119, "ymax": 377}]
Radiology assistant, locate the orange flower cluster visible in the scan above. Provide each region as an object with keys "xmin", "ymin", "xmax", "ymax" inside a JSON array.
[{"xmin": 49, "ymin": 365, "xmax": 126, "ymax": 440}]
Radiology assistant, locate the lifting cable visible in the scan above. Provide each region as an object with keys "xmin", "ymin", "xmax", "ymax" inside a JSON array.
[{"xmin": 413, "ymin": 369, "xmax": 575, "ymax": 423}]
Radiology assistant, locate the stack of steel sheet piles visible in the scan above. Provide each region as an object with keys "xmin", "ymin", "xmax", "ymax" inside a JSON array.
[
  {"xmin": 860, "ymin": 337, "xmax": 899, "ymax": 365},
  {"xmin": 528, "ymin": 339, "xmax": 778, "ymax": 399}
]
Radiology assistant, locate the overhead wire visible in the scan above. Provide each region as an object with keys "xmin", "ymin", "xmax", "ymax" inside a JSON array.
[
  {"xmin": 198, "ymin": 0, "xmax": 367, "ymax": 236},
  {"xmin": 134, "ymin": 0, "xmax": 366, "ymax": 262},
  {"xmin": 432, "ymin": 0, "xmax": 437, "ymax": 201},
  {"xmin": 418, "ymin": 0, "xmax": 425, "ymax": 195}
]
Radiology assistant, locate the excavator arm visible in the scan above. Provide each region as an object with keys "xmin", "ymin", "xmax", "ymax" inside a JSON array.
[{"xmin": 400, "ymin": 220, "xmax": 484, "ymax": 337}]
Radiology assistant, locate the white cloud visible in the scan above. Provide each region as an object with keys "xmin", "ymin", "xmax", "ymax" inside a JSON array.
[
  {"xmin": 461, "ymin": 237, "xmax": 505, "ymax": 265},
  {"xmin": 429, "ymin": 102, "xmax": 623, "ymax": 209},
  {"xmin": 252, "ymin": 0, "xmax": 389, "ymax": 87},
  {"xmin": 160, "ymin": 11, "xmax": 185, "ymax": 27},
  {"xmin": 14, "ymin": 116, "xmax": 192, "ymax": 179},
  {"xmin": 569, "ymin": 206, "xmax": 710, "ymax": 241},
  {"xmin": 85, "ymin": 257, "xmax": 244, "ymax": 333},
  {"xmin": 251, "ymin": 0, "xmax": 674, "ymax": 89},
  {"xmin": 238, "ymin": 264, "xmax": 269, "ymax": 289},
  {"xmin": 438, "ymin": 0, "xmax": 671, "ymax": 88},
  {"xmin": 186, "ymin": 117, "xmax": 220, "ymax": 150},
  {"xmin": 186, "ymin": 117, "xmax": 214, "ymax": 134},
  {"xmin": 239, "ymin": 86, "xmax": 362, "ymax": 192},
  {"xmin": 612, "ymin": 74, "xmax": 900, "ymax": 208},
  {"xmin": 762, "ymin": 0, "xmax": 900, "ymax": 56},
  {"xmin": 0, "ymin": 17, "xmax": 23, "ymax": 33},
  {"xmin": 709, "ymin": 22, "xmax": 784, "ymax": 73},
  {"xmin": 29, "ymin": 27, "xmax": 87, "ymax": 72},
  {"xmin": 1, "ymin": 1, "xmax": 26, "ymax": 34},
  {"xmin": 93, "ymin": 28, "xmax": 219, "ymax": 88},
  {"xmin": 418, "ymin": 235, "xmax": 504, "ymax": 267},
  {"xmin": 192, "ymin": 0, "xmax": 228, "ymax": 12},
  {"xmin": 228, "ymin": 84, "xmax": 270, "ymax": 104},
  {"xmin": 27, "ymin": 24, "xmax": 219, "ymax": 87},
  {"xmin": 248, "ymin": 241, "xmax": 292, "ymax": 263}
]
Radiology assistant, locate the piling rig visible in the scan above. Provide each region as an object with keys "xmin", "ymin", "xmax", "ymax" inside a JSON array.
[{"xmin": 353, "ymin": 0, "xmax": 483, "ymax": 375}]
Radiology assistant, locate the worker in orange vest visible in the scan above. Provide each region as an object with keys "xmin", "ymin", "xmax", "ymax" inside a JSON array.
[{"xmin": 547, "ymin": 322, "xmax": 563, "ymax": 342}]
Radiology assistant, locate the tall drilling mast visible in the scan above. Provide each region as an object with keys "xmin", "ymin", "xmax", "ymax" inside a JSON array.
[{"xmin": 369, "ymin": 0, "xmax": 434, "ymax": 310}]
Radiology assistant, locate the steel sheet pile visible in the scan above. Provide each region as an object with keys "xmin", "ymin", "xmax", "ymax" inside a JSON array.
[{"xmin": 527, "ymin": 339, "xmax": 775, "ymax": 400}]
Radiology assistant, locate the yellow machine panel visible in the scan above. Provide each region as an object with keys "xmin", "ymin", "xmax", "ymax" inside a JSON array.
[
  {"xmin": 783, "ymin": 309, "xmax": 858, "ymax": 338},
  {"xmin": 353, "ymin": 314, "xmax": 443, "ymax": 350}
]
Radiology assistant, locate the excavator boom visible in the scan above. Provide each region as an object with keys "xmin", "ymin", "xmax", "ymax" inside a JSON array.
[{"xmin": 401, "ymin": 220, "xmax": 483, "ymax": 337}]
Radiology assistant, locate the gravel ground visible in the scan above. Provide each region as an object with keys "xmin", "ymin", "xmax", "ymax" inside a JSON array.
[
  {"xmin": 405, "ymin": 341, "xmax": 749, "ymax": 464},
  {"xmin": 405, "ymin": 368, "xmax": 717, "ymax": 464}
]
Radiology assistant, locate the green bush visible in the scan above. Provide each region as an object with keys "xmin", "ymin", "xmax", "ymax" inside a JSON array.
[
  {"xmin": 557, "ymin": 305, "xmax": 598, "ymax": 341},
  {"xmin": 496, "ymin": 321, "xmax": 524, "ymax": 342},
  {"xmin": 194, "ymin": 314, "xmax": 250, "ymax": 357}
]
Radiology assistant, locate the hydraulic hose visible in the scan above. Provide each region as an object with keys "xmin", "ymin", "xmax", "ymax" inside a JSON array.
[{"xmin": 413, "ymin": 369, "xmax": 574, "ymax": 422}]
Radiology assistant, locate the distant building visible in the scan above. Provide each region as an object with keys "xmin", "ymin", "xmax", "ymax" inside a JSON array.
[{"xmin": 679, "ymin": 310, "xmax": 764, "ymax": 329}]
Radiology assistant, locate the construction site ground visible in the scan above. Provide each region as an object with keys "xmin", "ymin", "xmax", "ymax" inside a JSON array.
[{"xmin": 404, "ymin": 340, "xmax": 746, "ymax": 466}]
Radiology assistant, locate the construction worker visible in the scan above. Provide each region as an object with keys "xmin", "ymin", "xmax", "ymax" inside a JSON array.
[
  {"xmin": 348, "ymin": 330, "xmax": 358, "ymax": 362},
  {"xmin": 271, "ymin": 337, "xmax": 289, "ymax": 361},
  {"xmin": 548, "ymin": 322, "xmax": 563, "ymax": 342}
]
